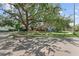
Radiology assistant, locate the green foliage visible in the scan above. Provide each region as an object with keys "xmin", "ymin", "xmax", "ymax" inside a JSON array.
[
  {"xmin": 0, "ymin": 3, "xmax": 72, "ymax": 32},
  {"xmin": 0, "ymin": 15, "xmax": 15, "ymax": 27},
  {"xmin": 14, "ymin": 21, "xmax": 20, "ymax": 31}
]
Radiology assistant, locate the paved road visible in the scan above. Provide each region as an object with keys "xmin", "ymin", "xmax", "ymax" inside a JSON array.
[
  {"xmin": 0, "ymin": 32, "xmax": 10, "ymax": 37},
  {"xmin": 0, "ymin": 32, "xmax": 79, "ymax": 56}
]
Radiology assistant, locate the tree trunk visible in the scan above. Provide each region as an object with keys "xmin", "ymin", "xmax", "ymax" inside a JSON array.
[{"xmin": 25, "ymin": 11, "xmax": 29, "ymax": 31}]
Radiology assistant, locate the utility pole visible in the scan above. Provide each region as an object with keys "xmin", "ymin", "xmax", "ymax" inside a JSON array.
[{"xmin": 73, "ymin": 3, "xmax": 75, "ymax": 34}]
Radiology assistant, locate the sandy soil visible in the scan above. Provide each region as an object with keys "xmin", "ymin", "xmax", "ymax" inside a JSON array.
[{"xmin": 0, "ymin": 32, "xmax": 79, "ymax": 56}]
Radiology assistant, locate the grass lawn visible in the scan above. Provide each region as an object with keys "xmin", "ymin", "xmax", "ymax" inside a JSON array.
[{"xmin": 14, "ymin": 31, "xmax": 79, "ymax": 38}]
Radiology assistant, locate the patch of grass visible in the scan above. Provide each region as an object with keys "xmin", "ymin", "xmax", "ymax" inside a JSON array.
[{"xmin": 16, "ymin": 31, "xmax": 79, "ymax": 38}]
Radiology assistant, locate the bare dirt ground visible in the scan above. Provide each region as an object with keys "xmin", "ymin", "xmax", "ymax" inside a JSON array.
[{"xmin": 0, "ymin": 32, "xmax": 79, "ymax": 56}]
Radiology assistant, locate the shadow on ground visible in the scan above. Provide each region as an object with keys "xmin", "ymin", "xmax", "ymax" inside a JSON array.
[{"xmin": 0, "ymin": 36, "xmax": 79, "ymax": 56}]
